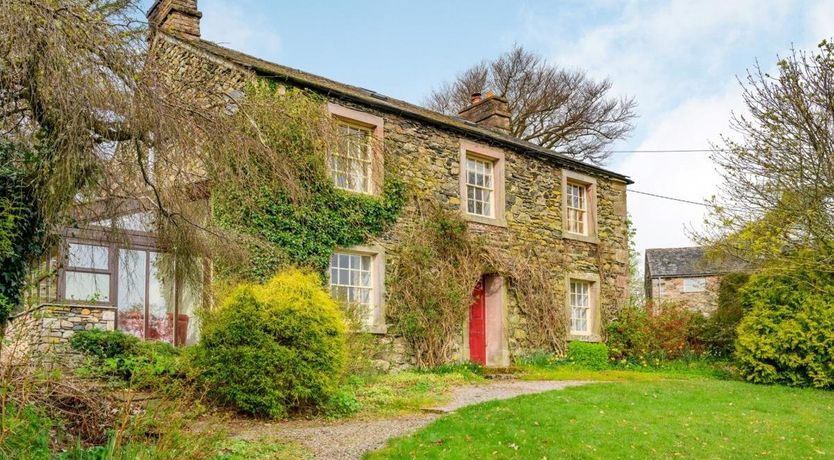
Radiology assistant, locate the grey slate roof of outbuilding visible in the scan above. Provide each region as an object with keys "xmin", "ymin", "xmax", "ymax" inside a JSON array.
[
  {"xmin": 645, "ymin": 247, "xmax": 750, "ymax": 278},
  {"xmin": 158, "ymin": 32, "xmax": 633, "ymax": 185}
]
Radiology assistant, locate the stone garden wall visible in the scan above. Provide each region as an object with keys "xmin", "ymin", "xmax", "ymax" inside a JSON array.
[{"xmin": 5, "ymin": 304, "xmax": 115, "ymax": 362}]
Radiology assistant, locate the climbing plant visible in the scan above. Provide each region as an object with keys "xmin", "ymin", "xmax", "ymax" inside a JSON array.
[
  {"xmin": 387, "ymin": 202, "xmax": 484, "ymax": 368},
  {"xmin": 0, "ymin": 142, "xmax": 46, "ymax": 324},
  {"xmin": 212, "ymin": 82, "xmax": 405, "ymax": 279}
]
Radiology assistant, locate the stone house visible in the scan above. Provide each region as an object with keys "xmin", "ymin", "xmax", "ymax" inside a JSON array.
[
  {"xmin": 9, "ymin": 0, "xmax": 632, "ymax": 368},
  {"xmin": 644, "ymin": 247, "xmax": 748, "ymax": 315}
]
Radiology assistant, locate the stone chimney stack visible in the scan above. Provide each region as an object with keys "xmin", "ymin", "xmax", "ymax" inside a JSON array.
[
  {"xmin": 147, "ymin": 0, "xmax": 202, "ymax": 39},
  {"xmin": 458, "ymin": 91, "xmax": 511, "ymax": 134}
]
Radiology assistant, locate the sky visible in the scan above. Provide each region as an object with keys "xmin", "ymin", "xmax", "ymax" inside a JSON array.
[{"xmin": 143, "ymin": 0, "xmax": 834, "ymax": 263}]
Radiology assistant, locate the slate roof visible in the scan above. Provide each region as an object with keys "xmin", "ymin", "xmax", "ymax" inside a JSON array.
[
  {"xmin": 645, "ymin": 247, "xmax": 750, "ymax": 278},
  {"xmin": 159, "ymin": 32, "xmax": 633, "ymax": 185}
]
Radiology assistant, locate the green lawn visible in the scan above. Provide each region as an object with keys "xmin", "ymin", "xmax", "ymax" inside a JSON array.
[{"xmin": 366, "ymin": 379, "xmax": 834, "ymax": 459}]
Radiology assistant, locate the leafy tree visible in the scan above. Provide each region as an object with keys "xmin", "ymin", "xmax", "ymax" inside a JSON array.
[
  {"xmin": 701, "ymin": 40, "xmax": 834, "ymax": 275},
  {"xmin": 424, "ymin": 45, "xmax": 636, "ymax": 164}
]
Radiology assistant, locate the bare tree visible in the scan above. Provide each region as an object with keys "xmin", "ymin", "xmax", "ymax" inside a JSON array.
[
  {"xmin": 698, "ymin": 40, "xmax": 834, "ymax": 275},
  {"xmin": 424, "ymin": 45, "xmax": 637, "ymax": 164},
  {"xmin": 0, "ymin": 0, "xmax": 336, "ymax": 294}
]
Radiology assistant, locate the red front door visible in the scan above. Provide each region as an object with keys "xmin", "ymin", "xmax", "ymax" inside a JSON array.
[{"xmin": 469, "ymin": 278, "xmax": 486, "ymax": 365}]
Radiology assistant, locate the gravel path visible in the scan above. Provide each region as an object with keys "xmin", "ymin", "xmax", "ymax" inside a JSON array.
[{"xmin": 245, "ymin": 380, "xmax": 589, "ymax": 460}]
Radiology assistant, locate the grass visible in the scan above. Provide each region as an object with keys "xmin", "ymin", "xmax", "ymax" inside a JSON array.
[
  {"xmin": 215, "ymin": 437, "xmax": 311, "ymax": 460},
  {"xmin": 519, "ymin": 359, "xmax": 736, "ymax": 382},
  {"xmin": 342, "ymin": 367, "xmax": 485, "ymax": 417},
  {"xmin": 367, "ymin": 379, "xmax": 834, "ymax": 459}
]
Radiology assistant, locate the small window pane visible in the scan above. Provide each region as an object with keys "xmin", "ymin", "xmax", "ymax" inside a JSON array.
[
  {"xmin": 117, "ymin": 249, "xmax": 146, "ymax": 339},
  {"xmin": 65, "ymin": 271, "xmax": 110, "ymax": 302},
  {"xmin": 683, "ymin": 277, "xmax": 707, "ymax": 293},
  {"xmin": 570, "ymin": 280, "xmax": 592, "ymax": 334},
  {"xmin": 68, "ymin": 243, "xmax": 109, "ymax": 269}
]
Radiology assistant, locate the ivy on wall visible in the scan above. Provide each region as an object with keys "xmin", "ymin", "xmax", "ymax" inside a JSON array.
[
  {"xmin": 0, "ymin": 142, "xmax": 46, "ymax": 324},
  {"xmin": 216, "ymin": 180, "xmax": 404, "ymax": 279},
  {"xmin": 211, "ymin": 83, "xmax": 405, "ymax": 280}
]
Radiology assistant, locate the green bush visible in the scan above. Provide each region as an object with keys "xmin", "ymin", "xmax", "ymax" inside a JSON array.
[
  {"xmin": 606, "ymin": 305, "xmax": 652, "ymax": 360},
  {"xmin": 698, "ymin": 272, "xmax": 749, "ymax": 357},
  {"xmin": 567, "ymin": 342, "xmax": 609, "ymax": 370},
  {"xmin": 608, "ymin": 303, "xmax": 705, "ymax": 362},
  {"xmin": 70, "ymin": 330, "xmax": 182, "ymax": 390},
  {"xmin": 189, "ymin": 268, "xmax": 347, "ymax": 418},
  {"xmin": 735, "ymin": 271, "xmax": 834, "ymax": 388},
  {"xmin": 70, "ymin": 329, "xmax": 140, "ymax": 360}
]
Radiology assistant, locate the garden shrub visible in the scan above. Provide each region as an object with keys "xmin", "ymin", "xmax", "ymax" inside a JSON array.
[
  {"xmin": 387, "ymin": 204, "xmax": 483, "ymax": 368},
  {"xmin": 735, "ymin": 271, "xmax": 834, "ymax": 388},
  {"xmin": 189, "ymin": 268, "xmax": 347, "ymax": 418},
  {"xmin": 70, "ymin": 329, "xmax": 140, "ymax": 360},
  {"xmin": 698, "ymin": 272, "xmax": 749, "ymax": 357},
  {"xmin": 606, "ymin": 305, "xmax": 652, "ymax": 360},
  {"xmin": 567, "ymin": 342, "xmax": 609, "ymax": 370},
  {"xmin": 70, "ymin": 330, "xmax": 182, "ymax": 391},
  {"xmin": 607, "ymin": 302, "xmax": 705, "ymax": 362}
]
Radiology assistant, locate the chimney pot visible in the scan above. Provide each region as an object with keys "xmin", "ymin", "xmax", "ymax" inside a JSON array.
[
  {"xmin": 147, "ymin": 0, "xmax": 202, "ymax": 39},
  {"xmin": 458, "ymin": 92, "xmax": 511, "ymax": 134}
]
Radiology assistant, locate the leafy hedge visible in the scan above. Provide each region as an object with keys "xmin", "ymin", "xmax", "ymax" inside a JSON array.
[
  {"xmin": 70, "ymin": 330, "xmax": 182, "ymax": 391},
  {"xmin": 698, "ymin": 272, "xmax": 749, "ymax": 357},
  {"xmin": 189, "ymin": 269, "xmax": 347, "ymax": 417},
  {"xmin": 0, "ymin": 142, "xmax": 45, "ymax": 324},
  {"xmin": 607, "ymin": 302, "xmax": 705, "ymax": 362},
  {"xmin": 567, "ymin": 342, "xmax": 609, "ymax": 370},
  {"xmin": 735, "ymin": 271, "xmax": 834, "ymax": 388}
]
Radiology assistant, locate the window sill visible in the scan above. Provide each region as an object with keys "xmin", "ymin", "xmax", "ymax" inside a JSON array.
[
  {"xmin": 334, "ymin": 187, "xmax": 379, "ymax": 198},
  {"xmin": 568, "ymin": 334, "xmax": 602, "ymax": 343},
  {"xmin": 464, "ymin": 213, "xmax": 507, "ymax": 228},
  {"xmin": 562, "ymin": 232, "xmax": 598, "ymax": 244}
]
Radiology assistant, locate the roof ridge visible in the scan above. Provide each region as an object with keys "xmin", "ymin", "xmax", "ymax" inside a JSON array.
[{"xmin": 157, "ymin": 32, "xmax": 633, "ymax": 184}]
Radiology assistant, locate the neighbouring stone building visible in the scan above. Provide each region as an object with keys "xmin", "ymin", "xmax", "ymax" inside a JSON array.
[
  {"xmin": 644, "ymin": 247, "xmax": 749, "ymax": 315},
  {"xmin": 9, "ymin": 0, "xmax": 632, "ymax": 369}
]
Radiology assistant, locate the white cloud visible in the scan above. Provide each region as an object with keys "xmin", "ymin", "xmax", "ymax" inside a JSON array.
[
  {"xmin": 520, "ymin": 0, "xmax": 830, "ymax": 259},
  {"xmin": 199, "ymin": 0, "xmax": 282, "ymax": 60},
  {"xmin": 618, "ymin": 82, "xmax": 745, "ymax": 254}
]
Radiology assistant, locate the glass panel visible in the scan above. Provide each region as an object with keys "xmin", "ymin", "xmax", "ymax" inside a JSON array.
[
  {"xmin": 68, "ymin": 243, "xmax": 109, "ymax": 269},
  {"xmin": 147, "ymin": 252, "xmax": 175, "ymax": 344},
  {"xmin": 117, "ymin": 249, "xmax": 146, "ymax": 339},
  {"xmin": 177, "ymin": 264, "xmax": 203, "ymax": 346},
  {"xmin": 65, "ymin": 272, "xmax": 110, "ymax": 302},
  {"xmin": 116, "ymin": 212, "xmax": 155, "ymax": 232}
]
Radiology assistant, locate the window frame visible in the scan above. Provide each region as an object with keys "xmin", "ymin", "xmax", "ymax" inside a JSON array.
[
  {"xmin": 328, "ymin": 245, "xmax": 386, "ymax": 333},
  {"xmin": 327, "ymin": 103, "xmax": 384, "ymax": 196},
  {"xmin": 62, "ymin": 242, "xmax": 114, "ymax": 305},
  {"xmin": 459, "ymin": 140, "xmax": 506, "ymax": 227},
  {"xmin": 464, "ymin": 154, "xmax": 496, "ymax": 218},
  {"xmin": 561, "ymin": 170, "xmax": 598, "ymax": 243},
  {"xmin": 565, "ymin": 273, "xmax": 601, "ymax": 340},
  {"xmin": 57, "ymin": 215, "xmax": 204, "ymax": 346},
  {"xmin": 682, "ymin": 277, "xmax": 707, "ymax": 293}
]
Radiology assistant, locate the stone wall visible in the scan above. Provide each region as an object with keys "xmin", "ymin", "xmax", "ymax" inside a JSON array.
[
  {"xmin": 150, "ymin": 34, "xmax": 631, "ymax": 365},
  {"xmin": 651, "ymin": 276, "xmax": 720, "ymax": 315},
  {"xmin": 5, "ymin": 304, "xmax": 116, "ymax": 361}
]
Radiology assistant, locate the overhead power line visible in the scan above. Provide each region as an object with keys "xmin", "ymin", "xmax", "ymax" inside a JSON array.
[
  {"xmin": 610, "ymin": 149, "xmax": 716, "ymax": 153},
  {"xmin": 628, "ymin": 189, "xmax": 710, "ymax": 207}
]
